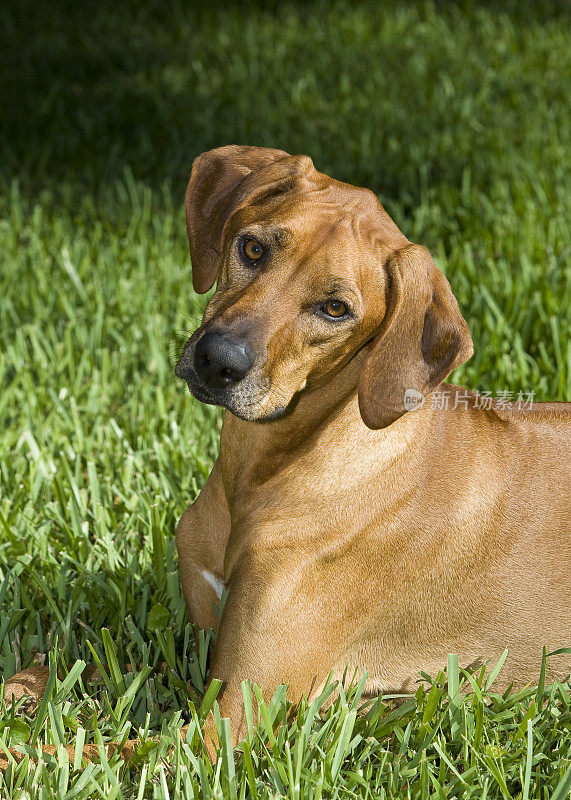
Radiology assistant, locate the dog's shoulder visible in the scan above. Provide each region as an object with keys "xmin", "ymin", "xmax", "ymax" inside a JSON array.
[{"xmin": 493, "ymin": 400, "xmax": 571, "ymax": 425}]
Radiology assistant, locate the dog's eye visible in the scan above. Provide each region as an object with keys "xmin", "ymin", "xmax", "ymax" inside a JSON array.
[
  {"xmin": 240, "ymin": 237, "xmax": 264, "ymax": 263},
  {"xmin": 322, "ymin": 300, "xmax": 348, "ymax": 318}
]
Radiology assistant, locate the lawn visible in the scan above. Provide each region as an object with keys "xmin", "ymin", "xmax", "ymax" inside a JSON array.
[{"xmin": 0, "ymin": 0, "xmax": 570, "ymax": 797}]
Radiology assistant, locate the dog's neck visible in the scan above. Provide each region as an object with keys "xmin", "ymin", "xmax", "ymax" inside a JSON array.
[{"xmin": 219, "ymin": 355, "xmax": 431, "ymax": 502}]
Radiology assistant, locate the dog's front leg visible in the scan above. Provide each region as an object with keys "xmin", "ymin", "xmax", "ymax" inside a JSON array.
[
  {"xmin": 201, "ymin": 548, "xmax": 347, "ymax": 755},
  {"xmin": 176, "ymin": 460, "xmax": 230, "ymax": 631}
]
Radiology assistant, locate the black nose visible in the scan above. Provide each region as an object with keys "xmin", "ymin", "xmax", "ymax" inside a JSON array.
[{"xmin": 194, "ymin": 331, "xmax": 255, "ymax": 388}]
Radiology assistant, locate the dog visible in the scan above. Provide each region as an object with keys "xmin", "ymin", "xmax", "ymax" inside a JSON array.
[
  {"xmin": 174, "ymin": 145, "xmax": 570, "ymax": 750},
  {"xmin": 3, "ymin": 145, "xmax": 570, "ymax": 767}
]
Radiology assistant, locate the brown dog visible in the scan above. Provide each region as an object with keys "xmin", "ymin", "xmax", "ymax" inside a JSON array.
[
  {"xmin": 3, "ymin": 145, "xmax": 570, "ymax": 766},
  {"xmin": 174, "ymin": 145, "xmax": 570, "ymax": 749}
]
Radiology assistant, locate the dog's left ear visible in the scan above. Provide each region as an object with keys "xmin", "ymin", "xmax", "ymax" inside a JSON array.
[{"xmin": 358, "ymin": 244, "xmax": 473, "ymax": 429}]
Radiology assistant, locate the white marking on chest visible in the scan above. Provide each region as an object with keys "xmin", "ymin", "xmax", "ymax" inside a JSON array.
[{"xmin": 200, "ymin": 569, "xmax": 226, "ymax": 599}]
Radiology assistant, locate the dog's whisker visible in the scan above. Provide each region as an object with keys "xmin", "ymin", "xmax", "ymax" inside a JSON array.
[{"xmin": 183, "ymin": 298, "xmax": 207, "ymax": 317}]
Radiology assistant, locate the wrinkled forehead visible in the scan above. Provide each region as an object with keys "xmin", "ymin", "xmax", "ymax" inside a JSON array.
[{"xmin": 229, "ymin": 178, "xmax": 407, "ymax": 271}]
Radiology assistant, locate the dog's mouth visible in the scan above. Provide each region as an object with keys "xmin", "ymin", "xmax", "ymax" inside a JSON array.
[{"xmin": 175, "ymin": 347, "xmax": 292, "ymax": 422}]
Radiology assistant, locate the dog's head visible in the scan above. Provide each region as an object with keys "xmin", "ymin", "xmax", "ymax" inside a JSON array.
[{"xmin": 175, "ymin": 145, "xmax": 473, "ymax": 428}]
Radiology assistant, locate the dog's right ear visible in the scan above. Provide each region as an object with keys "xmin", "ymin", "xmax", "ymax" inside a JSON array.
[{"xmin": 185, "ymin": 145, "xmax": 293, "ymax": 293}]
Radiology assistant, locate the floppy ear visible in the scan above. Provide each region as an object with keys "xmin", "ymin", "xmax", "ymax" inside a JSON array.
[
  {"xmin": 185, "ymin": 145, "xmax": 313, "ymax": 293},
  {"xmin": 358, "ymin": 244, "xmax": 473, "ymax": 429}
]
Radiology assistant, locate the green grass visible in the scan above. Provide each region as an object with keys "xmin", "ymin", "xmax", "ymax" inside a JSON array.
[{"xmin": 0, "ymin": 0, "xmax": 570, "ymax": 797}]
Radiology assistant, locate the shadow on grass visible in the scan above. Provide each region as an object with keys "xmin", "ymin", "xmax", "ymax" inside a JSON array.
[{"xmin": 1, "ymin": 0, "xmax": 569, "ymax": 204}]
